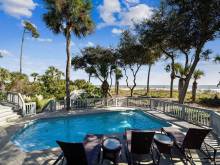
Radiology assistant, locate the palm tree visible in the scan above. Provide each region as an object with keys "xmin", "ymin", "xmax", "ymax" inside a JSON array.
[
  {"xmin": 30, "ymin": 72, "xmax": 39, "ymax": 82},
  {"xmin": 165, "ymin": 61, "xmax": 178, "ymax": 98},
  {"xmin": 114, "ymin": 67, "xmax": 123, "ymax": 96},
  {"xmin": 174, "ymin": 63, "xmax": 188, "ymax": 101},
  {"xmin": 192, "ymin": 69, "xmax": 204, "ymax": 102},
  {"xmin": 214, "ymin": 56, "xmax": 220, "ymax": 87},
  {"xmin": 43, "ymin": 0, "xmax": 94, "ymax": 110},
  {"xmin": 20, "ymin": 21, "xmax": 39, "ymax": 73}
]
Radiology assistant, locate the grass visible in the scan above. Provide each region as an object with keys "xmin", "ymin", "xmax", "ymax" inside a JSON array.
[{"xmin": 110, "ymin": 88, "xmax": 220, "ymax": 109}]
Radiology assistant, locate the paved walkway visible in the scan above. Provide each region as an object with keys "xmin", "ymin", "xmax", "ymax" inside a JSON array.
[{"xmin": 0, "ymin": 108, "xmax": 219, "ymax": 165}]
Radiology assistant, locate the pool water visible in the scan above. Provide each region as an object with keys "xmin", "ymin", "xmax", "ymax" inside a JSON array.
[{"xmin": 12, "ymin": 110, "xmax": 170, "ymax": 152}]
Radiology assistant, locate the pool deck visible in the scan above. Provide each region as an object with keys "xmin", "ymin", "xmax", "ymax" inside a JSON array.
[{"xmin": 0, "ymin": 107, "xmax": 220, "ymax": 165}]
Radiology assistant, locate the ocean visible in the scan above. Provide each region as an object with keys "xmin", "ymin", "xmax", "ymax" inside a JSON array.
[{"xmin": 117, "ymin": 85, "xmax": 220, "ymax": 93}]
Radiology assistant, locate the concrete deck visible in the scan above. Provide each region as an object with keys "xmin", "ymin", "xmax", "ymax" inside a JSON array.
[{"xmin": 0, "ymin": 108, "xmax": 219, "ymax": 165}]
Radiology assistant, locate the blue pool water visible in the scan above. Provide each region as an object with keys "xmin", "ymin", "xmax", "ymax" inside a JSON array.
[{"xmin": 12, "ymin": 110, "xmax": 170, "ymax": 152}]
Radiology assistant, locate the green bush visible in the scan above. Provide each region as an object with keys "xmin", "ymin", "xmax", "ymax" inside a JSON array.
[
  {"xmin": 199, "ymin": 97, "xmax": 220, "ymax": 107},
  {"xmin": 0, "ymin": 92, "xmax": 6, "ymax": 101},
  {"xmin": 73, "ymin": 79, "xmax": 101, "ymax": 98}
]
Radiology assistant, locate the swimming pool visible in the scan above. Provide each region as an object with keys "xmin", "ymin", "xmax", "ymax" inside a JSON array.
[{"xmin": 12, "ymin": 110, "xmax": 171, "ymax": 152}]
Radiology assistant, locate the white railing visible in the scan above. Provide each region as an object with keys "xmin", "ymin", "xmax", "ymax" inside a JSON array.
[
  {"xmin": 6, "ymin": 92, "xmax": 36, "ymax": 116},
  {"xmin": 45, "ymin": 97, "xmax": 220, "ymax": 137},
  {"xmin": 24, "ymin": 102, "xmax": 36, "ymax": 116},
  {"xmin": 149, "ymin": 99, "xmax": 211, "ymax": 127}
]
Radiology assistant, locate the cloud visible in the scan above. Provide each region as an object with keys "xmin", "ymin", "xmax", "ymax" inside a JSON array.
[
  {"xmin": 120, "ymin": 4, "xmax": 153, "ymax": 26},
  {"xmin": 0, "ymin": 0, "xmax": 37, "ymax": 18},
  {"xmin": 98, "ymin": 0, "xmax": 121, "ymax": 28},
  {"xmin": 98, "ymin": 1, "xmax": 154, "ymax": 28},
  {"xmin": 125, "ymin": 0, "xmax": 140, "ymax": 3},
  {"xmin": 36, "ymin": 38, "xmax": 52, "ymax": 43},
  {"xmin": 112, "ymin": 28, "xmax": 123, "ymax": 35},
  {"xmin": 0, "ymin": 49, "xmax": 12, "ymax": 56},
  {"xmin": 26, "ymin": 37, "xmax": 53, "ymax": 43},
  {"xmin": 86, "ymin": 42, "xmax": 95, "ymax": 47}
]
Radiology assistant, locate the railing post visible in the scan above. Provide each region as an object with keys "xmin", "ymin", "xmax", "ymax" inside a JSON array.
[
  {"xmin": 163, "ymin": 102, "xmax": 165, "ymax": 112},
  {"xmin": 182, "ymin": 105, "xmax": 186, "ymax": 121}
]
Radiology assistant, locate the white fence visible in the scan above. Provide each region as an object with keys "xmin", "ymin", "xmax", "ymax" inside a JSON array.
[
  {"xmin": 7, "ymin": 92, "xmax": 36, "ymax": 116},
  {"xmin": 45, "ymin": 97, "xmax": 220, "ymax": 137}
]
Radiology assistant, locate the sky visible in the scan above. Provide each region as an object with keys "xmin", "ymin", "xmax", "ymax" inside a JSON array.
[{"xmin": 0, "ymin": 0, "xmax": 219, "ymax": 86}]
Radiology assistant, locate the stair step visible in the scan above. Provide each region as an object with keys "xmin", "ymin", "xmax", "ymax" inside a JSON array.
[
  {"xmin": 0, "ymin": 113, "xmax": 20, "ymax": 122},
  {"xmin": 7, "ymin": 115, "xmax": 20, "ymax": 122},
  {"xmin": 0, "ymin": 111, "xmax": 14, "ymax": 117}
]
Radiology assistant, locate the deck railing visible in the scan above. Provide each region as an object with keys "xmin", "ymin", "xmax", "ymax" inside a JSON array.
[
  {"xmin": 45, "ymin": 97, "xmax": 220, "ymax": 137},
  {"xmin": 6, "ymin": 92, "xmax": 36, "ymax": 116}
]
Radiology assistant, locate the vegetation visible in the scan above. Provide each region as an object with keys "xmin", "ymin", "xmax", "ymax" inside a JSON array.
[
  {"xmin": 117, "ymin": 30, "xmax": 146, "ymax": 96},
  {"xmin": 43, "ymin": 0, "xmax": 94, "ymax": 110},
  {"xmin": 138, "ymin": 0, "xmax": 220, "ymax": 103},
  {"xmin": 214, "ymin": 56, "xmax": 220, "ymax": 87},
  {"xmin": 0, "ymin": 66, "xmax": 101, "ymax": 110},
  {"xmin": 20, "ymin": 21, "xmax": 39, "ymax": 73},
  {"xmin": 72, "ymin": 46, "xmax": 116, "ymax": 97},
  {"xmin": 114, "ymin": 67, "xmax": 123, "ymax": 96},
  {"xmin": 192, "ymin": 70, "xmax": 205, "ymax": 102}
]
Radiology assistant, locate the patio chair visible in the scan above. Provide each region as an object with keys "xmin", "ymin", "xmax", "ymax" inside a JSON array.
[
  {"xmin": 53, "ymin": 134, "xmax": 102, "ymax": 165},
  {"xmin": 55, "ymin": 141, "xmax": 88, "ymax": 165},
  {"xmin": 162, "ymin": 127, "xmax": 216, "ymax": 164},
  {"xmin": 124, "ymin": 129, "xmax": 156, "ymax": 165}
]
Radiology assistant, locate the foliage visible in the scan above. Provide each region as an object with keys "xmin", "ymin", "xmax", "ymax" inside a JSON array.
[
  {"xmin": 7, "ymin": 72, "xmax": 29, "ymax": 94},
  {"xmin": 23, "ymin": 21, "xmax": 39, "ymax": 38},
  {"xmin": 117, "ymin": 30, "xmax": 148, "ymax": 96},
  {"xmin": 192, "ymin": 69, "xmax": 204, "ymax": 102},
  {"xmin": 72, "ymin": 46, "xmax": 116, "ymax": 97},
  {"xmin": 193, "ymin": 70, "xmax": 205, "ymax": 81},
  {"xmin": 43, "ymin": 0, "xmax": 94, "ymax": 110},
  {"xmin": 199, "ymin": 97, "xmax": 220, "ymax": 107},
  {"xmin": 39, "ymin": 66, "xmax": 66, "ymax": 99},
  {"xmin": 0, "ymin": 91, "xmax": 6, "ymax": 101},
  {"xmin": 0, "ymin": 67, "xmax": 10, "ymax": 90},
  {"xmin": 137, "ymin": 0, "xmax": 220, "ymax": 103},
  {"xmin": 73, "ymin": 79, "xmax": 101, "ymax": 98}
]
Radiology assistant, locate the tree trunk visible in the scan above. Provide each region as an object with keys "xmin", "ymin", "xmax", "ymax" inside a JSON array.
[
  {"xmin": 88, "ymin": 74, "xmax": 91, "ymax": 82},
  {"xmin": 146, "ymin": 64, "xmax": 151, "ymax": 95},
  {"xmin": 178, "ymin": 78, "xmax": 184, "ymax": 101},
  {"xmin": 65, "ymin": 28, "xmax": 71, "ymax": 110},
  {"xmin": 130, "ymin": 88, "xmax": 134, "ymax": 97},
  {"xmin": 20, "ymin": 29, "xmax": 26, "ymax": 74},
  {"xmin": 116, "ymin": 80, "xmax": 119, "ymax": 96},
  {"xmin": 170, "ymin": 72, "xmax": 175, "ymax": 98},
  {"xmin": 101, "ymin": 80, "xmax": 109, "ymax": 98},
  {"xmin": 179, "ymin": 50, "xmax": 201, "ymax": 104},
  {"xmin": 192, "ymin": 81, "xmax": 197, "ymax": 102}
]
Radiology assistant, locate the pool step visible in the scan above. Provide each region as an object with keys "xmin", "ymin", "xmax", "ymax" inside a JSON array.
[{"xmin": 0, "ymin": 105, "xmax": 20, "ymax": 126}]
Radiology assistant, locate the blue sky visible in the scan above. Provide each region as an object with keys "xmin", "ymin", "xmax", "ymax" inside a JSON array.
[{"xmin": 0, "ymin": 0, "xmax": 219, "ymax": 86}]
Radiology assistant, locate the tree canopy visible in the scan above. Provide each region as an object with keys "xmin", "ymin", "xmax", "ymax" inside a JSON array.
[
  {"xmin": 136, "ymin": 0, "xmax": 220, "ymax": 103},
  {"xmin": 72, "ymin": 46, "xmax": 116, "ymax": 97}
]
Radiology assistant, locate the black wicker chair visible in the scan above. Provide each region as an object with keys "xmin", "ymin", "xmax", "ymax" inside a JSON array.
[
  {"xmin": 162, "ymin": 127, "xmax": 216, "ymax": 164},
  {"xmin": 125, "ymin": 129, "xmax": 156, "ymax": 165}
]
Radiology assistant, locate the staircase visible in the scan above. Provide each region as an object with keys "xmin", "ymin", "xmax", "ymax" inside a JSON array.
[{"xmin": 0, "ymin": 104, "xmax": 20, "ymax": 126}]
